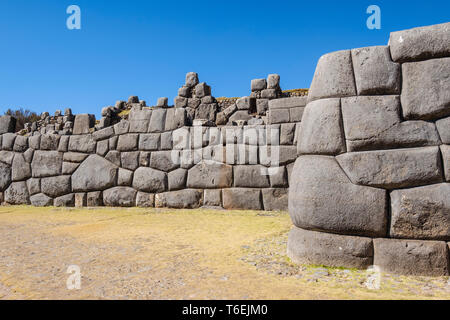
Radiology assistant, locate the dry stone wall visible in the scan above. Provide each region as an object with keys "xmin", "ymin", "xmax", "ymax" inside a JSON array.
[{"xmin": 288, "ymin": 22, "xmax": 450, "ymax": 276}]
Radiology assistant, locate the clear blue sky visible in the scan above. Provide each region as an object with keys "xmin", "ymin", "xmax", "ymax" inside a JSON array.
[{"xmin": 0, "ymin": 0, "xmax": 449, "ymax": 118}]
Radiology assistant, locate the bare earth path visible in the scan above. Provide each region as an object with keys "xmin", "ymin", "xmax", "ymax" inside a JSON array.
[{"xmin": 0, "ymin": 206, "xmax": 449, "ymax": 300}]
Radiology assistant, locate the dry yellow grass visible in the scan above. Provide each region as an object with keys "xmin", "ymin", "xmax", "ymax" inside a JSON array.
[{"xmin": 0, "ymin": 206, "xmax": 448, "ymax": 300}]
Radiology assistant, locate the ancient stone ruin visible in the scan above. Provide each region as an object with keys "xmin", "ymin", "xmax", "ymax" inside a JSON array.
[{"xmin": 0, "ymin": 22, "xmax": 448, "ymax": 277}]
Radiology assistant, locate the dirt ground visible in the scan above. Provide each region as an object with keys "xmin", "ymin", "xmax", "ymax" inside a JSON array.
[{"xmin": 0, "ymin": 206, "xmax": 449, "ymax": 300}]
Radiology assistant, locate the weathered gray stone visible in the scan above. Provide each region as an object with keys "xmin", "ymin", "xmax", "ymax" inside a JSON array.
[
  {"xmin": 168, "ymin": 168, "xmax": 187, "ymax": 191},
  {"xmin": 194, "ymin": 83, "xmax": 211, "ymax": 98},
  {"xmin": 136, "ymin": 192, "xmax": 154, "ymax": 207},
  {"xmin": 139, "ymin": 133, "xmax": 160, "ymax": 151},
  {"xmin": 117, "ymin": 134, "xmax": 138, "ymax": 151},
  {"xmin": 68, "ymin": 135, "xmax": 96, "ymax": 153},
  {"xmin": 120, "ymin": 151, "xmax": 140, "ymax": 171},
  {"xmin": 54, "ymin": 194, "xmax": 75, "ymax": 207},
  {"xmin": 150, "ymin": 151, "xmax": 180, "ymax": 172},
  {"xmin": 0, "ymin": 162, "xmax": 11, "ymax": 191},
  {"xmin": 75, "ymin": 193, "xmax": 87, "ymax": 207},
  {"xmin": 287, "ymin": 227, "xmax": 374, "ymax": 269},
  {"xmin": 174, "ymin": 96, "xmax": 188, "ymax": 108},
  {"xmin": 92, "ymin": 126, "xmax": 115, "ymax": 141},
  {"xmin": 156, "ymin": 97, "xmax": 168, "ymax": 107},
  {"xmin": 41, "ymin": 175, "xmax": 71, "ymax": 198},
  {"xmin": 29, "ymin": 135, "xmax": 40, "ymax": 150},
  {"xmin": 105, "ymin": 151, "xmax": 121, "ymax": 167},
  {"xmin": 222, "ymin": 188, "xmax": 262, "ymax": 210},
  {"xmin": 109, "ymin": 136, "xmax": 118, "ymax": 150},
  {"xmin": 161, "ymin": 132, "xmax": 172, "ymax": 150},
  {"xmin": 203, "ymin": 189, "xmax": 222, "ymax": 207},
  {"xmin": 148, "ymin": 109, "xmax": 167, "ymax": 133},
  {"xmin": 40, "ymin": 134, "xmax": 60, "ymax": 150},
  {"xmin": 336, "ymin": 147, "xmax": 443, "ymax": 189},
  {"xmin": 62, "ymin": 162, "xmax": 79, "ymax": 174},
  {"xmin": 341, "ymin": 96, "xmax": 441, "ymax": 151},
  {"xmin": 13, "ymin": 135, "xmax": 28, "ymax": 152},
  {"xmin": 269, "ymin": 167, "xmax": 287, "ymax": 188},
  {"xmin": 269, "ymin": 97, "xmax": 307, "ymax": 110},
  {"xmin": 389, "ymin": 22, "xmax": 450, "ymax": 63},
  {"xmin": 26, "ymin": 178, "xmax": 40, "ymax": 195},
  {"xmin": 23, "ymin": 149, "xmax": 34, "ymax": 163},
  {"xmin": 103, "ymin": 187, "xmax": 136, "ymax": 207},
  {"xmin": 289, "ymin": 156, "xmax": 388, "ymax": 237},
  {"xmin": 262, "ymin": 188, "xmax": 288, "ymax": 211},
  {"xmin": 73, "ymin": 114, "xmax": 95, "ymax": 135},
  {"xmin": 63, "ymin": 152, "xmax": 88, "ymax": 163},
  {"xmin": 132, "ymin": 167, "xmax": 167, "ymax": 193},
  {"xmin": 118, "ymin": 168, "xmax": 133, "ymax": 186},
  {"xmin": 267, "ymin": 74, "xmax": 280, "ymax": 89},
  {"xmin": 139, "ymin": 151, "xmax": 150, "ymax": 167},
  {"xmin": 5, "ymin": 181, "xmax": 29, "ymax": 205},
  {"xmin": 308, "ymin": 50, "xmax": 356, "ymax": 102},
  {"xmin": 58, "ymin": 136, "xmax": 69, "ymax": 152},
  {"xmin": 30, "ymin": 193, "xmax": 53, "ymax": 207},
  {"xmin": 0, "ymin": 151, "xmax": 14, "ymax": 165},
  {"xmin": 114, "ymin": 120, "xmax": 130, "ymax": 135},
  {"xmin": 401, "ymin": 58, "xmax": 450, "ymax": 120},
  {"xmin": 390, "ymin": 183, "xmax": 450, "ymax": 240},
  {"xmin": 373, "ymin": 238, "xmax": 449, "ymax": 276},
  {"xmin": 261, "ymin": 89, "xmax": 277, "ymax": 99},
  {"xmin": 351, "ymin": 46, "xmax": 401, "ymax": 95},
  {"xmin": 436, "ymin": 117, "xmax": 450, "ymax": 144},
  {"xmin": 195, "ymin": 104, "xmax": 217, "ymax": 122},
  {"xmin": 280, "ymin": 123, "xmax": 295, "ymax": 145},
  {"xmin": 297, "ymin": 98, "xmax": 346, "ymax": 155},
  {"xmin": 87, "ymin": 191, "xmax": 103, "ymax": 207},
  {"xmin": 268, "ymin": 108, "xmax": 289, "ymax": 124},
  {"xmin": 187, "ymin": 161, "xmax": 233, "ymax": 189},
  {"xmin": 236, "ymin": 97, "xmax": 256, "ymax": 111},
  {"xmin": 0, "ymin": 116, "xmax": 16, "ymax": 134},
  {"xmin": 2, "ymin": 133, "xmax": 15, "ymax": 151},
  {"xmin": 156, "ymin": 189, "xmax": 203, "ymax": 209},
  {"xmin": 233, "ymin": 165, "xmax": 270, "ymax": 188},
  {"xmin": 178, "ymin": 86, "xmax": 190, "ymax": 97},
  {"xmin": 31, "ymin": 151, "xmax": 63, "ymax": 178},
  {"xmin": 185, "ymin": 72, "xmax": 199, "ymax": 87},
  {"xmin": 228, "ymin": 110, "xmax": 252, "ymax": 124},
  {"xmin": 251, "ymin": 79, "xmax": 267, "ymax": 91},
  {"xmin": 256, "ymin": 99, "xmax": 269, "ymax": 116},
  {"xmin": 289, "ymin": 107, "xmax": 304, "ymax": 123},
  {"xmin": 12, "ymin": 153, "xmax": 31, "ymax": 181},
  {"xmin": 441, "ymin": 145, "xmax": 450, "ymax": 182},
  {"xmin": 129, "ymin": 109, "xmax": 152, "ymax": 133},
  {"xmin": 72, "ymin": 155, "xmax": 117, "ymax": 192},
  {"xmin": 165, "ymin": 108, "xmax": 186, "ymax": 131},
  {"xmin": 96, "ymin": 139, "xmax": 109, "ymax": 157}
]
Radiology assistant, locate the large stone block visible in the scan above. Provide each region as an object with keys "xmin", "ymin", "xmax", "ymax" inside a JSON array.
[
  {"xmin": 103, "ymin": 187, "xmax": 137, "ymax": 207},
  {"xmin": 351, "ymin": 46, "xmax": 401, "ymax": 95},
  {"xmin": 87, "ymin": 191, "xmax": 103, "ymax": 207},
  {"xmin": 117, "ymin": 168, "xmax": 133, "ymax": 186},
  {"xmin": 222, "ymin": 188, "xmax": 262, "ymax": 210},
  {"xmin": 54, "ymin": 194, "xmax": 75, "ymax": 207},
  {"xmin": 136, "ymin": 192, "xmax": 154, "ymax": 207},
  {"xmin": 401, "ymin": 58, "xmax": 450, "ymax": 120},
  {"xmin": 297, "ymin": 98, "xmax": 346, "ymax": 155},
  {"xmin": 267, "ymin": 109, "xmax": 289, "ymax": 124},
  {"xmin": 26, "ymin": 178, "xmax": 40, "ymax": 195},
  {"xmin": 5, "ymin": 181, "xmax": 30, "ymax": 205},
  {"xmin": 233, "ymin": 165, "xmax": 270, "ymax": 188},
  {"xmin": 148, "ymin": 109, "xmax": 166, "ymax": 133},
  {"xmin": 0, "ymin": 150, "xmax": 14, "ymax": 165},
  {"xmin": 390, "ymin": 183, "xmax": 450, "ymax": 240},
  {"xmin": 117, "ymin": 134, "xmax": 138, "ymax": 151},
  {"xmin": 105, "ymin": 150, "xmax": 121, "ymax": 167},
  {"xmin": 114, "ymin": 120, "xmax": 130, "ymax": 135},
  {"xmin": 31, "ymin": 151, "xmax": 63, "ymax": 178},
  {"xmin": 336, "ymin": 147, "xmax": 443, "ymax": 189},
  {"xmin": 2, "ymin": 133, "xmax": 15, "ymax": 150},
  {"xmin": 262, "ymin": 188, "xmax": 288, "ymax": 211},
  {"xmin": 268, "ymin": 97, "xmax": 307, "ymax": 110},
  {"xmin": 68, "ymin": 135, "xmax": 96, "ymax": 153},
  {"xmin": 12, "ymin": 153, "xmax": 31, "ymax": 181},
  {"xmin": 389, "ymin": 22, "xmax": 450, "ymax": 63},
  {"xmin": 73, "ymin": 114, "xmax": 95, "ymax": 135},
  {"xmin": 203, "ymin": 189, "xmax": 222, "ymax": 207},
  {"xmin": 120, "ymin": 151, "xmax": 140, "ymax": 171},
  {"xmin": 30, "ymin": 193, "xmax": 53, "ymax": 207},
  {"xmin": 186, "ymin": 161, "xmax": 233, "ymax": 189},
  {"xmin": 92, "ymin": 126, "xmax": 115, "ymax": 141},
  {"xmin": 40, "ymin": 134, "xmax": 59, "ymax": 151},
  {"xmin": 373, "ymin": 238, "xmax": 449, "ymax": 276},
  {"xmin": 168, "ymin": 168, "xmax": 187, "ymax": 191},
  {"xmin": 289, "ymin": 156, "xmax": 387, "ymax": 237},
  {"xmin": 287, "ymin": 227, "xmax": 373, "ymax": 269},
  {"xmin": 195, "ymin": 104, "xmax": 217, "ymax": 122},
  {"xmin": 129, "ymin": 109, "xmax": 152, "ymax": 133},
  {"xmin": 132, "ymin": 167, "xmax": 167, "ymax": 193},
  {"xmin": 251, "ymin": 79, "xmax": 267, "ymax": 91},
  {"xmin": 165, "ymin": 108, "xmax": 187, "ymax": 131},
  {"xmin": 72, "ymin": 155, "xmax": 118, "ymax": 192},
  {"xmin": 150, "ymin": 151, "xmax": 180, "ymax": 172},
  {"xmin": 63, "ymin": 152, "xmax": 88, "ymax": 163},
  {"xmin": 0, "ymin": 116, "xmax": 16, "ymax": 134},
  {"xmin": 0, "ymin": 162, "xmax": 11, "ymax": 191},
  {"xmin": 13, "ymin": 135, "xmax": 28, "ymax": 152},
  {"xmin": 436, "ymin": 117, "xmax": 450, "ymax": 144},
  {"xmin": 308, "ymin": 50, "xmax": 356, "ymax": 102},
  {"xmin": 155, "ymin": 189, "xmax": 203, "ymax": 209},
  {"xmin": 341, "ymin": 96, "xmax": 441, "ymax": 151}
]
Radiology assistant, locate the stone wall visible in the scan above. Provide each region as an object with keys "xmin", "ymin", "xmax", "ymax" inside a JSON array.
[{"xmin": 288, "ymin": 22, "xmax": 450, "ymax": 276}]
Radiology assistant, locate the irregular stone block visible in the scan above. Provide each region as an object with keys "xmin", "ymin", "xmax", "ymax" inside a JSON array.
[
  {"xmin": 160, "ymin": 132, "xmax": 172, "ymax": 150},
  {"xmin": 256, "ymin": 99, "xmax": 269, "ymax": 116},
  {"xmin": 287, "ymin": 227, "xmax": 373, "ymax": 269},
  {"xmin": 236, "ymin": 97, "xmax": 256, "ymax": 111},
  {"xmin": 139, "ymin": 151, "xmax": 150, "ymax": 167},
  {"xmin": 139, "ymin": 133, "xmax": 160, "ymax": 151},
  {"xmin": 148, "ymin": 109, "xmax": 166, "ymax": 133},
  {"xmin": 222, "ymin": 188, "xmax": 262, "ymax": 210},
  {"xmin": 73, "ymin": 114, "xmax": 95, "ymax": 135},
  {"xmin": 390, "ymin": 183, "xmax": 450, "ymax": 240},
  {"xmin": 58, "ymin": 136, "xmax": 69, "ymax": 152},
  {"xmin": 31, "ymin": 151, "xmax": 63, "ymax": 178},
  {"xmin": 40, "ymin": 134, "xmax": 60, "ymax": 150},
  {"xmin": 87, "ymin": 191, "xmax": 103, "ymax": 207},
  {"xmin": 12, "ymin": 153, "xmax": 31, "ymax": 181},
  {"xmin": 280, "ymin": 123, "xmax": 295, "ymax": 145},
  {"xmin": 72, "ymin": 155, "xmax": 118, "ymax": 192},
  {"xmin": 261, "ymin": 89, "xmax": 277, "ymax": 99},
  {"xmin": 389, "ymin": 22, "xmax": 450, "ymax": 63},
  {"xmin": 233, "ymin": 165, "xmax": 270, "ymax": 188},
  {"xmin": 373, "ymin": 238, "xmax": 449, "ymax": 276},
  {"xmin": 96, "ymin": 139, "xmax": 109, "ymax": 157},
  {"xmin": 165, "ymin": 108, "xmax": 186, "ymax": 131},
  {"xmin": 68, "ymin": 135, "xmax": 96, "ymax": 153},
  {"xmin": 337, "ymin": 147, "xmax": 443, "ymax": 189},
  {"xmin": 174, "ymin": 96, "xmax": 188, "ymax": 108},
  {"xmin": 156, "ymin": 97, "xmax": 168, "ymax": 107},
  {"xmin": 26, "ymin": 178, "xmax": 40, "ymax": 195},
  {"xmin": 103, "ymin": 187, "xmax": 136, "ymax": 207},
  {"xmin": 118, "ymin": 168, "xmax": 133, "ymax": 186},
  {"xmin": 401, "ymin": 58, "xmax": 450, "ymax": 120},
  {"xmin": 62, "ymin": 162, "xmax": 79, "ymax": 175},
  {"xmin": 23, "ymin": 149, "xmax": 34, "ymax": 163},
  {"xmin": 2, "ymin": 133, "xmax": 15, "ymax": 151},
  {"xmin": 30, "ymin": 193, "xmax": 53, "ymax": 207},
  {"xmin": 75, "ymin": 193, "xmax": 87, "ymax": 208},
  {"xmin": 289, "ymin": 156, "xmax": 388, "ymax": 237},
  {"xmin": 63, "ymin": 152, "xmax": 88, "ymax": 163},
  {"xmin": 168, "ymin": 168, "xmax": 187, "ymax": 191},
  {"xmin": 203, "ymin": 189, "xmax": 222, "ymax": 207},
  {"xmin": 41, "ymin": 175, "xmax": 71, "ymax": 198},
  {"xmin": 129, "ymin": 109, "xmax": 152, "ymax": 133},
  {"xmin": 117, "ymin": 134, "xmax": 138, "ymax": 151},
  {"xmin": 120, "ymin": 151, "xmax": 140, "ymax": 171},
  {"xmin": 269, "ymin": 166, "xmax": 287, "ymax": 188},
  {"xmin": 268, "ymin": 109, "xmax": 289, "ymax": 124},
  {"xmin": 194, "ymin": 83, "xmax": 211, "ymax": 98},
  {"xmin": 267, "ymin": 74, "xmax": 280, "ymax": 89},
  {"xmin": 341, "ymin": 96, "xmax": 441, "ymax": 151},
  {"xmin": 262, "ymin": 188, "xmax": 288, "ymax": 211},
  {"xmin": 28, "ymin": 135, "xmax": 40, "ymax": 150},
  {"xmin": 0, "ymin": 116, "xmax": 16, "ymax": 134},
  {"xmin": 105, "ymin": 151, "xmax": 121, "ymax": 167},
  {"xmin": 195, "ymin": 104, "xmax": 217, "ymax": 122},
  {"xmin": 289, "ymin": 107, "xmax": 304, "ymax": 123},
  {"xmin": 114, "ymin": 120, "xmax": 129, "ymax": 135},
  {"xmin": 13, "ymin": 135, "xmax": 28, "ymax": 152},
  {"xmin": 297, "ymin": 98, "xmax": 345, "ymax": 155},
  {"xmin": 351, "ymin": 46, "xmax": 401, "ymax": 95},
  {"xmin": 54, "ymin": 194, "xmax": 75, "ymax": 207},
  {"xmin": 187, "ymin": 161, "xmax": 233, "ymax": 189},
  {"xmin": 92, "ymin": 126, "xmax": 114, "ymax": 141},
  {"xmin": 156, "ymin": 189, "xmax": 203, "ymax": 209},
  {"xmin": 185, "ymin": 72, "xmax": 199, "ymax": 87},
  {"xmin": 308, "ymin": 50, "xmax": 356, "ymax": 102},
  {"xmin": 0, "ymin": 150, "xmax": 14, "ymax": 165},
  {"xmin": 269, "ymin": 97, "xmax": 307, "ymax": 110},
  {"xmin": 132, "ymin": 167, "xmax": 167, "ymax": 193},
  {"xmin": 436, "ymin": 117, "xmax": 450, "ymax": 144},
  {"xmin": 136, "ymin": 192, "xmax": 154, "ymax": 207},
  {"xmin": 5, "ymin": 181, "xmax": 30, "ymax": 205},
  {"xmin": 228, "ymin": 110, "xmax": 252, "ymax": 124},
  {"xmin": 441, "ymin": 145, "xmax": 450, "ymax": 182},
  {"xmin": 150, "ymin": 151, "xmax": 179, "ymax": 172},
  {"xmin": 251, "ymin": 79, "xmax": 267, "ymax": 91},
  {"xmin": 0, "ymin": 162, "xmax": 11, "ymax": 192}
]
